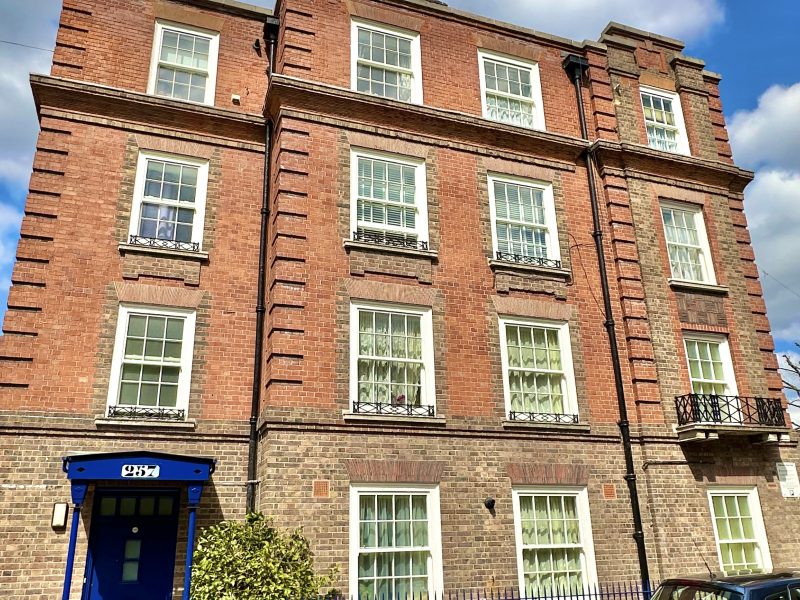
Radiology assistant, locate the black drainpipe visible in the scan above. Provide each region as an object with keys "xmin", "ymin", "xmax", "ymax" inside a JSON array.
[
  {"xmin": 562, "ymin": 54, "xmax": 651, "ymax": 593},
  {"xmin": 246, "ymin": 16, "xmax": 280, "ymax": 515}
]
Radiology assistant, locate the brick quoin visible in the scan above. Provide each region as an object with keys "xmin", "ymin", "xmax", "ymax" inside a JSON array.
[{"xmin": 0, "ymin": 0, "xmax": 797, "ymax": 598}]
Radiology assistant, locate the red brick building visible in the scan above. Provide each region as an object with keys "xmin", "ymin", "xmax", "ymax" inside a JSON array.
[{"xmin": 1, "ymin": 0, "xmax": 798, "ymax": 598}]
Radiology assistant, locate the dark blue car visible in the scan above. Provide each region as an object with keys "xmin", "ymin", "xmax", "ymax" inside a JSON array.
[{"xmin": 653, "ymin": 573, "xmax": 800, "ymax": 600}]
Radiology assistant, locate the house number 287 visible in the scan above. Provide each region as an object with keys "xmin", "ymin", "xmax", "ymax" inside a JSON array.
[{"xmin": 120, "ymin": 464, "xmax": 160, "ymax": 478}]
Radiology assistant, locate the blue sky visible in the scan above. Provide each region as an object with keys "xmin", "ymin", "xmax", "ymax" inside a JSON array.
[{"xmin": 1, "ymin": 0, "xmax": 798, "ymax": 369}]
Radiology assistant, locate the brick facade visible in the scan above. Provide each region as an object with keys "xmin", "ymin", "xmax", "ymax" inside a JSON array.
[{"xmin": 1, "ymin": 0, "xmax": 798, "ymax": 598}]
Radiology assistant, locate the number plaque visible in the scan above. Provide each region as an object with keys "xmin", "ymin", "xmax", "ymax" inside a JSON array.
[{"xmin": 120, "ymin": 464, "xmax": 161, "ymax": 479}]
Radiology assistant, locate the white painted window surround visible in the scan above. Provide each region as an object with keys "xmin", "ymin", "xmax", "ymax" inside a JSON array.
[
  {"xmin": 488, "ymin": 173, "xmax": 560, "ymax": 264},
  {"xmin": 349, "ymin": 484, "xmax": 444, "ymax": 599},
  {"xmin": 349, "ymin": 301, "xmax": 436, "ymax": 414},
  {"xmin": 478, "ymin": 49, "xmax": 546, "ymax": 131},
  {"xmin": 106, "ymin": 304, "xmax": 197, "ymax": 418},
  {"xmin": 499, "ymin": 316, "xmax": 578, "ymax": 421},
  {"xmin": 640, "ymin": 85, "xmax": 690, "ymax": 155},
  {"xmin": 128, "ymin": 151, "xmax": 209, "ymax": 251},
  {"xmin": 707, "ymin": 487, "xmax": 771, "ymax": 576},
  {"xmin": 147, "ymin": 20, "xmax": 219, "ymax": 106},
  {"xmin": 350, "ymin": 148, "xmax": 429, "ymax": 247},
  {"xmin": 351, "ymin": 19, "xmax": 423, "ymax": 104},
  {"xmin": 512, "ymin": 486, "xmax": 598, "ymax": 597},
  {"xmin": 660, "ymin": 201, "xmax": 716, "ymax": 285}
]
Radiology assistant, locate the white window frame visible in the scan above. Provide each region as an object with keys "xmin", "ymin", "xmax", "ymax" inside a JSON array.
[
  {"xmin": 106, "ymin": 304, "xmax": 197, "ymax": 418},
  {"xmin": 707, "ymin": 486, "xmax": 772, "ymax": 576},
  {"xmin": 478, "ymin": 49, "xmax": 546, "ymax": 131},
  {"xmin": 512, "ymin": 486, "xmax": 598, "ymax": 597},
  {"xmin": 682, "ymin": 333, "xmax": 738, "ymax": 396},
  {"xmin": 660, "ymin": 200, "xmax": 716, "ymax": 285},
  {"xmin": 499, "ymin": 317, "xmax": 578, "ymax": 419},
  {"xmin": 349, "ymin": 483, "xmax": 444, "ymax": 599},
  {"xmin": 128, "ymin": 151, "xmax": 210, "ymax": 251},
  {"xmin": 350, "ymin": 18, "xmax": 423, "ymax": 104},
  {"xmin": 349, "ymin": 301, "xmax": 436, "ymax": 413},
  {"xmin": 488, "ymin": 173, "xmax": 560, "ymax": 263},
  {"xmin": 639, "ymin": 85, "xmax": 690, "ymax": 155},
  {"xmin": 349, "ymin": 148, "xmax": 429, "ymax": 246},
  {"xmin": 147, "ymin": 20, "xmax": 220, "ymax": 106}
]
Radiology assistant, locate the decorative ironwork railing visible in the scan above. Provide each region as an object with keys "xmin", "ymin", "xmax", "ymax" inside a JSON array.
[
  {"xmin": 107, "ymin": 406, "xmax": 186, "ymax": 421},
  {"xmin": 128, "ymin": 235, "xmax": 200, "ymax": 253},
  {"xmin": 495, "ymin": 251, "xmax": 561, "ymax": 269},
  {"xmin": 675, "ymin": 394, "xmax": 786, "ymax": 427},
  {"xmin": 352, "ymin": 230, "xmax": 429, "ymax": 251},
  {"xmin": 508, "ymin": 411, "xmax": 579, "ymax": 424},
  {"xmin": 353, "ymin": 401, "xmax": 435, "ymax": 417}
]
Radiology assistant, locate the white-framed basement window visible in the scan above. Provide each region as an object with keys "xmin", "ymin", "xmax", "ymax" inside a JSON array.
[
  {"xmin": 640, "ymin": 86, "xmax": 689, "ymax": 155},
  {"xmin": 349, "ymin": 484, "xmax": 444, "ymax": 599},
  {"xmin": 147, "ymin": 20, "xmax": 219, "ymax": 105},
  {"xmin": 660, "ymin": 201, "xmax": 716, "ymax": 284},
  {"xmin": 512, "ymin": 487, "xmax": 598, "ymax": 597},
  {"xmin": 683, "ymin": 334, "xmax": 737, "ymax": 397},
  {"xmin": 708, "ymin": 487, "xmax": 771, "ymax": 575},
  {"xmin": 351, "ymin": 19, "xmax": 422, "ymax": 104},
  {"xmin": 478, "ymin": 49, "xmax": 545, "ymax": 130},
  {"xmin": 350, "ymin": 149, "xmax": 429, "ymax": 249},
  {"xmin": 106, "ymin": 305, "xmax": 196, "ymax": 420},
  {"xmin": 128, "ymin": 152, "xmax": 209, "ymax": 252},
  {"xmin": 499, "ymin": 317, "xmax": 578, "ymax": 423},
  {"xmin": 489, "ymin": 174, "xmax": 560, "ymax": 267},
  {"xmin": 350, "ymin": 301, "xmax": 436, "ymax": 417}
]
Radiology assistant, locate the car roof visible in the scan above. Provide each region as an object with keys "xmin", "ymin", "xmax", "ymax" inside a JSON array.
[{"xmin": 662, "ymin": 573, "xmax": 800, "ymax": 593}]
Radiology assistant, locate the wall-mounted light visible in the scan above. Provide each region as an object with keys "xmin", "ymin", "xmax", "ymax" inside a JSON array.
[
  {"xmin": 483, "ymin": 497, "xmax": 496, "ymax": 511},
  {"xmin": 253, "ymin": 39, "xmax": 261, "ymax": 51},
  {"xmin": 52, "ymin": 502, "xmax": 69, "ymax": 529}
]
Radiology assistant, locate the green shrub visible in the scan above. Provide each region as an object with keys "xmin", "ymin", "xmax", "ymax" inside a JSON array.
[{"xmin": 191, "ymin": 512, "xmax": 336, "ymax": 600}]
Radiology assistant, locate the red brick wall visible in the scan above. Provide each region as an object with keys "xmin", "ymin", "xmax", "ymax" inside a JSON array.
[
  {"xmin": 52, "ymin": 0, "xmax": 268, "ymax": 114},
  {"xmin": 0, "ymin": 112, "xmax": 263, "ymax": 422}
]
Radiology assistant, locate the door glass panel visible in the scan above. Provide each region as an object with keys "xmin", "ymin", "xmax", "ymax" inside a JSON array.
[
  {"xmin": 139, "ymin": 497, "xmax": 156, "ymax": 516},
  {"xmin": 99, "ymin": 497, "xmax": 117, "ymax": 516},
  {"xmin": 124, "ymin": 539, "xmax": 141, "ymax": 560},
  {"xmin": 158, "ymin": 496, "xmax": 174, "ymax": 516},
  {"xmin": 121, "ymin": 561, "xmax": 139, "ymax": 582},
  {"xmin": 120, "ymin": 497, "xmax": 137, "ymax": 516}
]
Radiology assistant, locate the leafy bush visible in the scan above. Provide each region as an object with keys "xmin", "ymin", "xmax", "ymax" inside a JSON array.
[{"xmin": 191, "ymin": 512, "xmax": 336, "ymax": 600}]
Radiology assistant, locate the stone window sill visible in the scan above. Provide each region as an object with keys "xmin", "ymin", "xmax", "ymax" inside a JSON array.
[
  {"xmin": 95, "ymin": 417, "xmax": 197, "ymax": 430},
  {"xmin": 668, "ymin": 279, "xmax": 728, "ymax": 295},
  {"xmin": 489, "ymin": 259, "xmax": 571, "ymax": 280},
  {"xmin": 502, "ymin": 420, "xmax": 590, "ymax": 433},
  {"xmin": 118, "ymin": 243, "xmax": 209, "ymax": 262},
  {"xmin": 343, "ymin": 240, "xmax": 438, "ymax": 261},
  {"xmin": 342, "ymin": 411, "xmax": 446, "ymax": 426}
]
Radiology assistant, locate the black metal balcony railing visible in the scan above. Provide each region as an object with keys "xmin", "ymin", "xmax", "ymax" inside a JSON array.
[
  {"xmin": 509, "ymin": 411, "xmax": 580, "ymax": 424},
  {"xmin": 107, "ymin": 405, "xmax": 187, "ymax": 421},
  {"xmin": 675, "ymin": 394, "xmax": 786, "ymax": 427},
  {"xmin": 129, "ymin": 234, "xmax": 200, "ymax": 253},
  {"xmin": 353, "ymin": 401, "xmax": 435, "ymax": 417},
  {"xmin": 352, "ymin": 230, "xmax": 429, "ymax": 251},
  {"xmin": 495, "ymin": 251, "xmax": 562, "ymax": 269}
]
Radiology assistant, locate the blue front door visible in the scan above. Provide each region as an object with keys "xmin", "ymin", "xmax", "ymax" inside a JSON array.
[{"xmin": 83, "ymin": 491, "xmax": 180, "ymax": 600}]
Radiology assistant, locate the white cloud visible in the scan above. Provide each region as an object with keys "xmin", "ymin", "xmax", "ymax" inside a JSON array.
[
  {"xmin": 0, "ymin": 0, "xmax": 61, "ymax": 190},
  {"xmin": 729, "ymin": 83, "xmax": 800, "ymax": 172},
  {"xmin": 445, "ymin": 0, "xmax": 724, "ymax": 43},
  {"xmin": 730, "ymin": 82, "xmax": 800, "ymax": 346},
  {"xmin": 0, "ymin": 203, "xmax": 23, "ymax": 267}
]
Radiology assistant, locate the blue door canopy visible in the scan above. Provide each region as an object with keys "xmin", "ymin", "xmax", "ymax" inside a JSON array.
[{"xmin": 62, "ymin": 450, "xmax": 215, "ymax": 483}]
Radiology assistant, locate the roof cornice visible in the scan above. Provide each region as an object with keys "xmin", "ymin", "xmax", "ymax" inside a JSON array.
[{"xmin": 31, "ymin": 74, "xmax": 265, "ymax": 146}]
